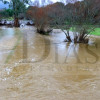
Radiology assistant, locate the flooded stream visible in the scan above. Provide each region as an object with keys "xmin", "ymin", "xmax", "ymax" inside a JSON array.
[{"xmin": 0, "ymin": 26, "xmax": 100, "ymax": 100}]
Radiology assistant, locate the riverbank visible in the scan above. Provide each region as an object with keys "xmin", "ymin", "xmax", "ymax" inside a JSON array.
[
  {"xmin": 0, "ymin": 19, "xmax": 34, "ymax": 27},
  {"xmin": 91, "ymin": 28, "xmax": 100, "ymax": 36}
]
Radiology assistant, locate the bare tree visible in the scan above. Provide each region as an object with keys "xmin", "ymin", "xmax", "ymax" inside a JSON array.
[{"xmin": 27, "ymin": 6, "xmax": 52, "ymax": 34}]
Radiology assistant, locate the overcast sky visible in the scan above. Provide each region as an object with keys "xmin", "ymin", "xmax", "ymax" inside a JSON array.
[
  {"xmin": 5, "ymin": 0, "xmax": 82, "ymax": 4},
  {"xmin": 28, "ymin": 0, "xmax": 82, "ymax": 6},
  {"xmin": 0, "ymin": 0, "xmax": 82, "ymax": 9},
  {"xmin": 0, "ymin": 1, "xmax": 9, "ymax": 9}
]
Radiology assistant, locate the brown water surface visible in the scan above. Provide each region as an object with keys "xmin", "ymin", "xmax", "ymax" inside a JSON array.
[{"xmin": 0, "ymin": 26, "xmax": 100, "ymax": 100}]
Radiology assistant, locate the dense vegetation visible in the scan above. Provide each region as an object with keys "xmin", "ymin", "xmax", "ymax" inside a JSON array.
[
  {"xmin": 0, "ymin": 0, "xmax": 29, "ymax": 27},
  {"xmin": 0, "ymin": 0, "xmax": 100, "ymax": 43},
  {"xmin": 0, "ymin": 9, "xmax": 13, "ymax": 18},
  {"xmin": 27, "ymin": 0, "xmax": 100, "ymax": 43}
]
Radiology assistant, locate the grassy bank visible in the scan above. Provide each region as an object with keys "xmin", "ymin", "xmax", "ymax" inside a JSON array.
[
  {"xmin": 70, "ymin": 27, "xmax": 100, "ymax": 36},
  {"xmin": 0, "ymin": 17, "xmax": 14, "ymax": 21},
  {"xmin": 90, "ymin": 28, "xmax": 100, "ymax": 36}
]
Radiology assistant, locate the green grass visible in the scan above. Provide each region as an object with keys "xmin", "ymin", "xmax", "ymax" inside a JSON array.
[
  {"xmin": 0, "ymin": 17, "xmax": 14, "ymax": 21},
  {"xmin": 90, "ymin": 28, "xmax": 100, "ymax": 36},
  {"xmin": 5, "ymin": 17, "xmax": 14, "ymax": 21},
  {"xmin": 70, "ymin": 27, "xmax": 100, "ymax": 36}
]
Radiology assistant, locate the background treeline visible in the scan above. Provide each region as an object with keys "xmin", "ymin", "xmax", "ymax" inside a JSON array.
[
  {"xmin": 0, "ymin": 9, "xmax": 13, "ymax": 18},
  {"xmin": 27, "ymin": 0, "xmax": 100, "ymax": 43},
  {"xmin": 0, "ymin": 0, "xmax": 100, "ymax": 43},
  {"xmin": 27, "ymin": 0, "xmax": 100, "ymax": 26}
]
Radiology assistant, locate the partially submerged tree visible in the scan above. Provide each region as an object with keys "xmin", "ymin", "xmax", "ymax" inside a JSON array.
[
  {"xmin": 47, "ymin": 2, "xmax": 73, "ymax": 41},
  {"xmin": 67, "ymin": 0, "xmax": 100, "ymax": 43},
  {"xmin": 27, "ymin": 0, "xmax": 100, "ymax": 43},
  {"xmin": 1, "ymin": 0, "xmax": 29, "ymax": 27},
  {"xmin": 11, "ymin": 0, "xmax": 29, "ymax": 27},
  {"xmin": 52, "ymin": 0, "xmax": 100, "ymax": 43},
  {"xmin": 27, "ymin": 6, "xmax": 52, "ymax": 34}
]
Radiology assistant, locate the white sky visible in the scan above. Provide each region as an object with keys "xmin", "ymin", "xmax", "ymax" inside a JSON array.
[
  {"xmin": 30, "ymin": 0, "xmax": 82, "ymax": 6},
  {"xmin": 5, "ymin": 0, "xmax": 62, "ymax": 2},
  {"xmin": 1, "ymin": 0, "xmax": 83, "ymax": 7},
  {"xmin": 32, "ymin": 0, "xmax": 67, "ymax": 3},
  {"xmin": 29, "ymin": 0, "xmax": 75, "ymax": 6},
  {"xmin": 5, "ymin": 0, "xmax": 82, "ymax": 4},
  {"xmin": 31, "ymin": 0, "xmax": 62, "ymax": 2},
  {"xmin": 0, "ymin": 0, "xmax": 83, "ymax": 9}
]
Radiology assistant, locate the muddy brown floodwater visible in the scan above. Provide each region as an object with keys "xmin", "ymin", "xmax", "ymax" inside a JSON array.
[{"xmin": 0, "ymin": 26, "xmax": 100, "ymax": 100}]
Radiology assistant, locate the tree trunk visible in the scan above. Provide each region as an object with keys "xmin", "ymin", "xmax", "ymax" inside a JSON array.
[
  {"xmin": 14, "ymin": 18, "xmax": 20, "ymax": 27},
  {"xmin": 37, "ymin": 26, "xmax": 52, "ymax": 35},
  {"xmin": 67, "ymin": 30, "xmax": 69, "ymax": 36},
  {"xmin": 66, "ymin": 36, "xmax": 72, "ymax": 42}
]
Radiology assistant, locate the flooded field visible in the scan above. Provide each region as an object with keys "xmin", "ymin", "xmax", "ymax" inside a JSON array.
[{"xmin": 0, "ymin": 26, "xmax": 100, "ymax": 100}]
